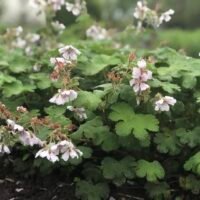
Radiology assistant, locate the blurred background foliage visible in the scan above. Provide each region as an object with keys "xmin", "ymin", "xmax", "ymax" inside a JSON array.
[
  {"xmin": 85, "ymin": 0, "xmax": 200, "ymax": 57},
  {"xmin": 86, "ymin": 0, "xmax": 200, "ymax": 29},
  {"xmin": 86, "ymin": 0, "xmax": 200, "ymax": 57},
  {"xmin": 0, "ymin": 0, "xmax": 200, "ymax": 56}
]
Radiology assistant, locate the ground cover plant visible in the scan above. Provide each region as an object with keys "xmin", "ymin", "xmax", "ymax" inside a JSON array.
[{"xmin": 0, "ymin": 1, "xmax": 200, "ymax": 199}]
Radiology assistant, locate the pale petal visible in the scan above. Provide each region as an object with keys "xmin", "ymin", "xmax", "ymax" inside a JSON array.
[
  {"xmin": 140, "ymin": 82, "xmax": 149, "ymax": 91},
  {"xmin": 61, "ymin": 152, "xmax": 70, "ymax": 161},
  {"xmin": 137, "ymin": 59, "xmax": 147, "ymax": 68}
]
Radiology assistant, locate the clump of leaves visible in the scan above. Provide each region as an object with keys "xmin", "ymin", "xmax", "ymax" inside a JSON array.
[{"xmin": 0, "ymin": 1, "xmax": 200, "ymax": 199}]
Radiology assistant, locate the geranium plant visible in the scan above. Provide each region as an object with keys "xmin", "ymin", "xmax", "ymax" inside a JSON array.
[{"xmin": 0, "ymin": 1, "xmax": 199, "ymax": 199}]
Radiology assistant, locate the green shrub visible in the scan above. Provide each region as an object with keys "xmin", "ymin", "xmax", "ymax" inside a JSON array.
[
  {"xmin": 0, "ymin": 1, "xmax": 200, "ymax": 200},
  {"xmin": 158, "ymin": 29, "xmax": 200, "ymax": 57}
]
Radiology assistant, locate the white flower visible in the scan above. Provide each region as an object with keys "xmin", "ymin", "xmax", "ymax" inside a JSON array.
[
  {"xmin": 137, "ymin": 59, "xmax": 147, "ymax": 68},
  {"xmin": 13, "ymin": 124, "xmax": 24, "ymax": 132},
  {"xmin": 132, "ymin": 68, "xmax": 152, "ymax": 82},
  {"xmin": 17, "ymin": 106, "xmax": 28, "ymax": 113},
  {"xmin": 86, "ymin": 25, "xmax": 107, "ymax": 40},
  {"xmin": 19, "ymin": 131, "xmax": 43, "ymax": 147},
  {"xmin": 7, "ymin": 119, "xmax": 16, "ymax": 128},
  {"xmin": 67, "ymin": 106, "xmax": 87, "ymax": 120},
  {"xmin": 51, "ymin": 21, "xmax": 65, "ymax": 33},
  {"xmin": 15, "ymin": 26, "xmax": 23, "ymax": 36},
  {"xmin": 48, "ymin": 0, "xmax": 65, "ymax": 11},
  {"xmin": 50, "ymin": 57, "xmax": 67, "ymax": 66},
  {"xmin": 130, "ymin": 79, "xmax": 150, "ymax": 93},
  {"xmin": 7, "ymin": 119, "xmax": 24, "ymax": 133},
  {"xmin": 67, "ymin": 105, "xmax": 74, "ymax": 111},
  {"xmin": 130, "ymin": 60, "xmax": 152, "ymax": 94},
  {"xmin": 0, "ymin": 144, "xmax": 10, "ymax": 154},
  {"xmin": 50, "ymin": 57, "xmax": 72, "ymax": 69},
  {"xmin": 58, "ymin": 140, "xmax": 83, "ymax": 161},
  {"xmin": 26, "ymin": 33, "xmax": 40, "ymax": 43},
  {"xmin": 133, "ymin": 1, "xmax": 149, "ymax": 20},
  {"xmin": 155, "ymin": 96, "xmax": 177, "ymax": 112},
  {"xmin": 59, "ymin": 45, "xmax": 81, "ymax": 61},
  {"xmin": 36, "ymin": 144, "xmax": 59, "ymax": 163},
  {"xmin": 12, "ymin": 38, "xmax": 27, "ymax": 49},
  {"xmin": 6, "ymin": 119, "xmax": 43, "ymax": 146},
  {"xmin": 66, "ymin": 2, "xmax": 82, "ymax": 16},
  {"xmin": 35, "ymin": 140, "xmax": 82, "ymax": 163},
  {"xmin": 33, "ymin": 64, "xmax": 41, "ymax": 72},
  {"xmin": 49, "ymin": 89, "xmax": 78, "ymax": 105},
  {"xmin": 159, "ymin": 9, "xmax": 175, "ymax": 24},
  {"xmin": 25, "ymin": 46, "xmax": 33, "ymax": 56}
]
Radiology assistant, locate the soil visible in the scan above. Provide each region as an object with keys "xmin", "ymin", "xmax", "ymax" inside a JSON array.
[
  {"xmin": 0, "ymin": 155, "xmax": 199, "ymax": 200},
  {"xmin": 0, "ymin": 173, "xmax": 75, "ymax": 200}
]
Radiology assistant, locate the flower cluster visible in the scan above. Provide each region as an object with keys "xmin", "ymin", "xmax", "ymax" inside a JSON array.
[
  {"xmin": 86, "ymin": 25, "xmax": 108, "ymax": 40},
  {"xmin": 49, "ymin": 45, "xmax": 80, "ymax": 105},
  {"xmin": 36, "ymin": 140, "xmax": 82, "ymax": 163},
  {"xmin": 133, "ymin": 1, "xmax": 175, "ymax": 29},
  {"xmin": 51, "ymin": 21, "xmax": 65, "ymax": 34},
  {"xmin": 59, "ymin": 45, "xmax": 81, "ymax": 60},
  {"xmin": 16, "ymin": 106, "xmax": 28, "ymax": 113},
  {"xmin": 50, "ymin": 45, "xmax": 80, "ymax": 82},
  {"xmin": 66, "ymin": 0, "xmax": 86, "ymax": 16},
  {"xmin": 5, "ymin": 26, "xmax": 40, "ymax": 56},
  {"xmin": 155, "ymin": 95, "xmax": 177, "ymax": 112},
  {"xmin": 129, "ymin": 59, "xmax": 176, "ymax": 110},
  {"xmin": 46, "ymin": 0, "xmax": 85, "ymax": 16},
  {"xmin": 48, "ymin": 0, "xmax": 65, "ymax": 11},
  {"xmin": 130, "ymin": 59, "xmax": 152, "ymax": 94},
  {"xmin": 49, "ymin": 89, "xmax": 78, "ymax": 105},
  {"xmin": 67, "ymin": 106, "xmax": 87, "ymax": 120},
  {"xmin": 159, "ymin": 9, "xmax": 175, "ymax": 24},
  {"xmin": 6, "ymin": 119, "xmax": 43, "ymax": 147}
]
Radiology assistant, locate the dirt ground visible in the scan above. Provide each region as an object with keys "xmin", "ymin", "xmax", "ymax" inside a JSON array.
[
  {"xmin": 0, "ymin": 156, "xmax": 199, "ymax": 200},
  {"xmin": 0, "ymin": 173, "xmax": 75, "ymax": 200}
]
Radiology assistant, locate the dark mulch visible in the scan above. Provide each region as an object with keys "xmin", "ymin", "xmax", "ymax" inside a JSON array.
[
  {"xmin": 0, "ymin": 155, "xmax": 199, "ymax": 200},
  {"xmin": 0, "ymin": 174, "xmax": 76, "ymax": 200}
]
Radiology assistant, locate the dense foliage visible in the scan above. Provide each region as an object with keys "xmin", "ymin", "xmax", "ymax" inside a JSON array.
[{"xmin": 0, "ymin": 1, "xmax": 200, "ymax": 199}]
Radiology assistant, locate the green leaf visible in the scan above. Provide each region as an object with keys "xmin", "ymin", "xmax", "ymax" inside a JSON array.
[
  {"xmin": 101, "ymin": 156, "xmax": 135, "ymax": 186},
  {"xmin": 152, "ymin": 48, "xmax": 200, "ymax": 82},
  {"xmin": 154, "ymin": 131, "xmax": 181, "ymax": 155},
  {"xmin": 75, "ymin": 180, "xmax": 109, "ymax": 200},
  {"xmin": 179, "ymin": 175, "xmax": 200, "ymax": 195},
  {"xmin": 78, "ymin": 146, "xmax": 93, "ymax": 159},
  {"xmin": 182, "ymin": 74, "xmax": 197, "ymax": 89},
  {"xmin": 78, "ymin": 54, "xmax": 121, "ymax": 76},
  {"xmin": 37, "ymin": 126, "xmax": 51, "ymax": 140},
  {"xmin": 45, "ymin": 105, "xmax": 71, "ymax": 126},
  {"xmin": 71, "ymin": 117, "xmax": 115, "ymax": 150},
  {"xmin": 101, "ymin": 133, "xmax": 119, "ymax": 152},
  {"xmin": 176, "ymin": 127, "xmax": 200, "ymax": 148},
  {"xmin": 135, "ymin": 160, "xmax": 165, "ymax": 182},
  {"xmin": 184, "ymin": 152, "xmax": 200, "ymax": 175},
  {"xmin": 145, "ymin": 182, "xmax": 171, "ymax": 199},
  {"xmin": 109, "ymin": 103, "xmax": 159, "ymax": 140},
  {"xmin": 18, "ymin": 109, "xmax": 40, "ymax": 125},
  {"xmin": 0, "ymin": 73, "xmax": 17, "ymax": 86},
  {"xmin": 29, "ymin": 73, "xmax": 52, "ymax": 89},
  {"xmin": 7, "ymin": 50, "xmax": 31, "ymax": 73},
  {"xmin": 150, "ymin": 78, "xmax": 181, "ymax": 94},
  {"xmin": 74, "ymin": 91, "xmax": 102, "ymax": 110},
  {"xmin": 2, "ymin": 80, "xmax": 36, "ymax": 97},
  {"xmin": 82, "ymin": 163, "xmax": 103, "ymax": 182},
  {"xmin": 45, "ymin": 105, "xmax": 66, "ymax": 116}
]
